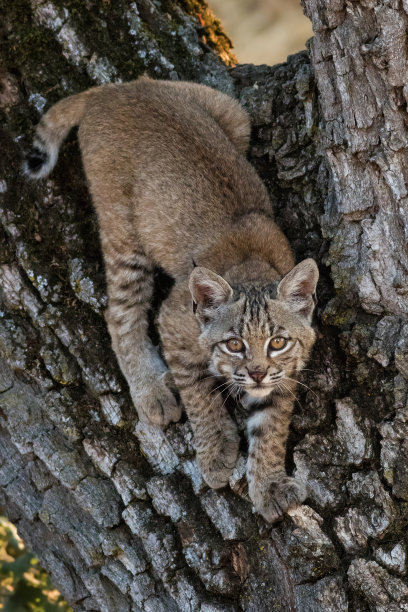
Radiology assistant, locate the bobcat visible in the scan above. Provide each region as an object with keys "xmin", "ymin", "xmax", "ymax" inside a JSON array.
[{"xmin": 26, "ymin": 77, "xmax": 318, "ymax": 523}]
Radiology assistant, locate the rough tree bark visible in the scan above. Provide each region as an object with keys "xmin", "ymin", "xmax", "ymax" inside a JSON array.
[{"xmin": 0, "ymin": 0, "xmax": 408, "ymax": 610}]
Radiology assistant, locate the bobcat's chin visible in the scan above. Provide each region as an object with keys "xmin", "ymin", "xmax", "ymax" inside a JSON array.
[{"xmin": 244, "ymin": 385, "xmax": 273, "ymax": 399}]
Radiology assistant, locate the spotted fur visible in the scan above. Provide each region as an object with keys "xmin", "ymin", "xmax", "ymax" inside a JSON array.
[{"xmin": 27, "ymin": 77, "xmax": 318, "ymax": 522}]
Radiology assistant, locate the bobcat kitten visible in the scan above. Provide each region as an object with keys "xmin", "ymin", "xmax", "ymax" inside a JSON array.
[{"xmin": 26, "ymin": 77, "xmax": 318, "ymax": 522}]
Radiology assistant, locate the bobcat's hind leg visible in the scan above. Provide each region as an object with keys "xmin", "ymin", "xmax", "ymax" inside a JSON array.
[{"xmin": 104, "ymin": 241, "xmax": 181, "ymax": 427}]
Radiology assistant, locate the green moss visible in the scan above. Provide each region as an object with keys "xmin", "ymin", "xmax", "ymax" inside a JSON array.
[
  {"xmin": 384, "ymin": 468, "xmax": 394, "ymax": 484},
  {"xmin": 3, "ymin": 2, "xmax": 89, "ymax": 99},
  {"xmin": 73, "ymin": 279, "xmax": 81, "ymax": 295},
  {"xmin": 49, "ymin": 0, "xmax": 234, "ymax": 83},
  {"xmin": 52, "ymin": 0, "xmax": 155, "ymax": 79},
  {"xmin": 321, "ymin": 305, "xmax": 355, "ymax": 328}
]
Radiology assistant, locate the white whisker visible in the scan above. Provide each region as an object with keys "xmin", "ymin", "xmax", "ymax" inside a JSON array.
[
  {"xmin": 283, "ymin": 376, "xmax": 319, "ymax": 400},
  {"xmin": 219, "ymin": 382, "xmax": 238, "ymax": 414},
  {"xmin": 296, "ymin": 368, "xmax": 321, "ymax": 375},
  {"xmin": 277, "ymin": 380, "xmax": 302, "ymax": 409}
]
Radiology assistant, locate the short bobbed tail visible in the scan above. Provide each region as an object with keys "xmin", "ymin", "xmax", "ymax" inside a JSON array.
[{"xmin": 24, "ymin": 89, "xmax": 93, "ymax": 179}]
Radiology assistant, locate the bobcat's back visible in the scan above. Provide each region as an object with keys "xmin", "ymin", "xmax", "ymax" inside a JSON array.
[
  {"xmin": 27, "ymin": 77, "xmax": 280, "ymax": 276},
  {"xmin": 77, "ymin": 78, "xmax": 273, "ymax": 275}
]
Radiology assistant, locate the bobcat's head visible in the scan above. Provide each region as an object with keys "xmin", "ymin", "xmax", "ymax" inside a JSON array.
[{"xmin": 189, "ymin": 259, "xmax": 318, "ymax": 400}]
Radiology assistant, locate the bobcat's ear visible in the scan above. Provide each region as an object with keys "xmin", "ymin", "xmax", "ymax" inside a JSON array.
[
  {"xmin": 277, "ymin": 259, "xmax": 319, "ymax": 322},
  {"xmin": 189, "ymin": 267, "xmax": 233, "ymax": 321}
]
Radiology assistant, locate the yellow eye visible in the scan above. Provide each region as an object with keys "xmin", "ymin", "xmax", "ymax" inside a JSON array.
[
  {"xmin": 226, "ymin": 338, "xmax": 244, "ymax": 353},
  {"xmin": 269, "ymin": 337, "xmax": 288, "ymax": 351}
]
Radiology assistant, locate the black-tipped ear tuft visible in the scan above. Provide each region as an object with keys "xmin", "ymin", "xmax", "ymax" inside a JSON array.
[{"xmin": 25, "ymin": 147, "xmax": 48, "ymax": 173}]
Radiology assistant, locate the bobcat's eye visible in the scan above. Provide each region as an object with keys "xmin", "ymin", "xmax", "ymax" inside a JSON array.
[
  {"xmin": 225, "ymin": 338, "xmax": 244, "ymax": 353},
  {"xmin": 269, "ymin": 337, "xmax": 288, "ymax": 351}
]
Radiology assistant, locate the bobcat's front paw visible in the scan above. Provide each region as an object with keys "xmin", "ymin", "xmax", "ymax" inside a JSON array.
[
  {"xmin": 198, "ymin": 436, "xmax": 239, "ymax": 488},
  {"xmin": 131, "ymin": 372, "xmax": 182, "ymax": 427},
  {"xmin": 250, "ymin": 476, "xmax": 307, "ymax": 523}
]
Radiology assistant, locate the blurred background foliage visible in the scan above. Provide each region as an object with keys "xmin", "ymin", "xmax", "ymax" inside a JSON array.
[
  {"xmin": 0, "ymin": 518, "xmax": 71, "ymax": 612},
  {"xmin": 208, "ymin": 0, "xmax": 312, "ymax": 65},
  {"xmin": 0, "ymin": 0, "xmax": 311, "ymax": 609}
]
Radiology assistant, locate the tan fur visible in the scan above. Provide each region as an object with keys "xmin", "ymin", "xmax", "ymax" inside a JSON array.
[{"xmin": 28, "ymin": 77, "xmax": 319, "ymax": 522}]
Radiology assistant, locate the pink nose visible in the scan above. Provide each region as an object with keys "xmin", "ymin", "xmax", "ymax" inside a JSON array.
[{"xmin": 248, "ymin": 370, "xmax": 267, "ymax": 383}]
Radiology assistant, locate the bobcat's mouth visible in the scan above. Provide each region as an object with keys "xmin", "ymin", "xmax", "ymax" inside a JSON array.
[
  {"xmin": 244, "ymin": 384, "xmax": 273, "ymax": 398},
  {"xmin": 238, "ymin": 370, "xmax": 284, "ymax": 397}
]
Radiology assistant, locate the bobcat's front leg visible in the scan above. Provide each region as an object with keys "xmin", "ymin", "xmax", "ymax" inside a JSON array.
[
  {"xmin": 159, "ymin": 278, "xmax": 239, "ymax": 487},
  {"xmin": 105, "ymin": 248, "xmax": 181, "ymax": 426},
  {"xmin": 178, "ymin": 375, "xmax": 240, "ymax": 488},
  {"xmin": 245, "ymin": 386, "xmax": 307, "ymax": 523}
]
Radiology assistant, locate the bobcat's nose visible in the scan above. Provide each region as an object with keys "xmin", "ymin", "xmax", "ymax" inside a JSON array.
[{"xmin": 248, "ymin": 370, "xmax": 267, "ymax": 383}]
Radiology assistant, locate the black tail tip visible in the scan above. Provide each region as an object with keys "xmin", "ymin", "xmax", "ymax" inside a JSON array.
[{"xmin": 25, "ymin": 146, "xmax": 48, "ymax": 173}]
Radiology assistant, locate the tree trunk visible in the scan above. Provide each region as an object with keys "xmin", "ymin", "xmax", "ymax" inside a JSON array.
[{"xmin": 1, "ymin": 1, "xmax": 407, "ymax": 610}]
